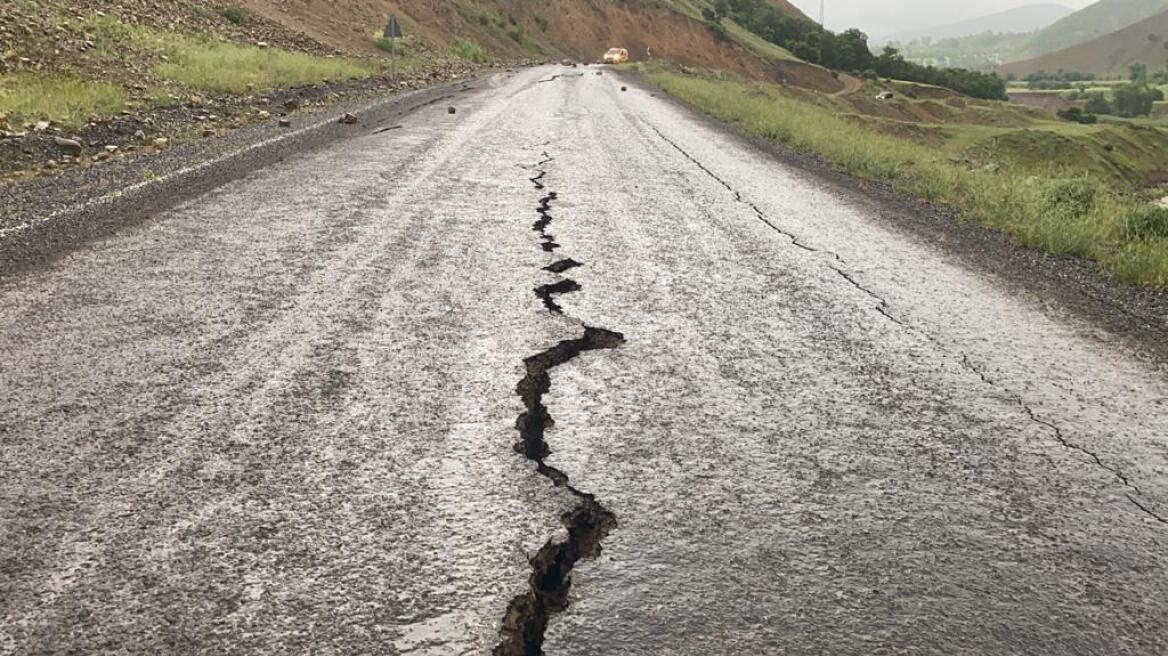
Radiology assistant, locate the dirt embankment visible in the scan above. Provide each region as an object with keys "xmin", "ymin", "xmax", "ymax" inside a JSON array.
[{"xmin": 242, "ymin": 0, "xmax": 840, "ymax": 89}]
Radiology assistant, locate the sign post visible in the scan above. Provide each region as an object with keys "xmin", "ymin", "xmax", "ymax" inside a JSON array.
[{"xmin": 384, "ymin": 15, "xmax": 403, "ymax": 81}]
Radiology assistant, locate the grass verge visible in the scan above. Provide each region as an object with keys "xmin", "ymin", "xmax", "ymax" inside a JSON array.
[
  {"xmin": 450, "ymin": 38, "xmax": 489, "ymax": 63},
  {"xmin": 0, "ymin": 74, "xmax": 126, "ymax": 128},
  {"xmin": 155, "ymin": 43, "xmax": 376, "ymax": 95},
  {"xmin": 88, "ymin": 14, "xmax": 384, "ymax": 95},
  {"xmin": 644, "ymin": 67, "xmax": 1168, "ymax": 287}
]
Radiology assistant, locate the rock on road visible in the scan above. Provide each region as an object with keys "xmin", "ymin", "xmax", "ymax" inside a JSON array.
[{"xmin": 2, "ymin": 67, "xmax": 1167, "ymax": 655}]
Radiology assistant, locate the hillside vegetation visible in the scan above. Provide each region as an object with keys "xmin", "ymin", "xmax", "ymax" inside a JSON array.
[
  {"xmin": 895, "ymin": 0, "xmax": 1168, "ymax": 72},
  {"xmin": 1001, "ymin": 9, "xmax": 1168, "ymax": 76},
  {"xmin": 1024, "ymin": 0, "xmax": 1168, "ymax": 57}
]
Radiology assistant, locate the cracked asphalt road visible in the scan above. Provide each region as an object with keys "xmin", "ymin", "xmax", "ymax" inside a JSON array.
[{"xmin": 3, "ymin": 67, "xmax": 1168, "ymax": 655}]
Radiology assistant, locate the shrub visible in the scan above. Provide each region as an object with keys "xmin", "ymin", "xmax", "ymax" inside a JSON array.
[
  {"xmin": 450, "ymin": 38, "xmax": 487, "ymax": 63},
  {"xmin": 534, "ymin": 16, "xmax": 548, "ymax": 32},
  {"xmin": 1084, "ymin": 91, "xmax": 1112, "ymax": 115},
  {"xmin": 1042, "ymin": 178, "xmax": 1099, "ymax": 220},
  {"xmin": 706, "ymin": 19, "xmax": 729, "ymax": 41},
  {"xmin": 1056, "ymin": 107, "xmax": 1098, "ymax": 124},
  {"xmin": 1126, "ymin": 205, "xmax": 1168, "ymax": 239},
  {"xmin": 506, "ymin": 25, "xmax": 526, "ymax": 44},
  {"xmin": 376, "ymin": 37, "xmax": 397, "ymax": 54},
  {"xmin": 223, "ymin": 5, "xmax": 248, "ymax": 25}
]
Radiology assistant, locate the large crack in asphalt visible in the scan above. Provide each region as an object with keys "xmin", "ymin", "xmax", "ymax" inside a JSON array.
[
  {"xmin": 495, "ymin": 153, "xmax": 626, "ymax": 655},
  {"xmin": 648, "ymin": 119, "xmax": 1167, "ymax": 527}
]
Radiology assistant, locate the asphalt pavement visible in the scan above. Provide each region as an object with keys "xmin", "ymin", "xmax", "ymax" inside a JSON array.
[{"xmin": 2, "ymin": 66, "xmax": 1167, "ymax": 655}]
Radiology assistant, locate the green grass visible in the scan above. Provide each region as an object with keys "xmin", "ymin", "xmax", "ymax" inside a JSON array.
[
  {"xmin": 0, "ymin": 73, "xmax": 126, "ymax": 127},
  {"xmin": 155, "ymin": 42, "xmax": 377, "ymax": 94},
  {"xmin": 645, "ymin": 66, "xmax": 1168, "ymax": 287},
  {"xmin": 84, "ymin": 14, "xmax": 381, "ymax": 95},
  {"xmin": 449, "ymin": 38, "xmax": 488, "ymax": 63}
]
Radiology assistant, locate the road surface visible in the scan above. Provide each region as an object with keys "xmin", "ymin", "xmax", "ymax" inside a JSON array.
[{"xmin": 2, "ymin": 67, "xmax": 1167, "ymax": 655}]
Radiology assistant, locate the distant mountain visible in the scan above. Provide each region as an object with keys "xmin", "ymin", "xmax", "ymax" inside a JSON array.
[
  {"xmin": 879, "ymin": 4, "xmax": 1073, "ymax": 45},
  {"xmin": 1022, "ymin": 0, "xmax": 1168, "ymax": 57},
  {"xmin": 1000, "ymin": 8, "xmax": 1168, "ymax": 75}
]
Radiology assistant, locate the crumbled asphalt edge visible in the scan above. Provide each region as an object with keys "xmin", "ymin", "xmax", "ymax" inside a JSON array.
[
  {"xmin": 620, "ymin": 69, "xmax": 1168, "ymax": 367},
  {"xmin": 495, "ymin": 152, "xmax": 626, "ymax": 656},
  {"xmin": 647, "ymin": 117, "xmax": 1168, "ymax": 526},
  {"xmin": 0, "ymin": 77, "xmax": 482, "ymax": 278}
]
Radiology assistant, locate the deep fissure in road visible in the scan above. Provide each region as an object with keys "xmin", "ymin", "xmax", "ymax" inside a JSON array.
[
  {"xmin": 535, "ymin": 279, "xmax": 583, "ymax": 315},
  {"xmin": 495, "ymin": 153, "xmax": 626, "ymax": 656},
  {"xmin": 535, "ymin": 192, "xmax": 561, "ymax": 252}
]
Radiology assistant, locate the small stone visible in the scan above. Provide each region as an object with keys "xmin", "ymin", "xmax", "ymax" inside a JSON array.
[
  {"xmin": 201, "ymin": 128, "xmax": 215, "ymax": 138},
  {"xmin": 94, "ymin": 152, "xmax": 110, "ymax": 162},
  {"xmin": 257, "ymin": 110, "xmax": 270, "ymax": 120},
  {"xmin": 338, "ymin": 112, "xmax": 358, "ymax": 125},
  {"xmin": 104, "ymin": 144, "xmax": 118, "ymax": 153},
  {"xmin": 53, "ymin": 136, "xmax": 83, "ymax": 155},
  {"xmin": 34, "ymin": 120, "xmax": 50, "ymax": 131},
  {"xmin": 257, "ymin": 42, "xmax": 270, "ymax": 49},
  {"xmin": 45, "ymin": 160, "xmax": 57, "ymax": 168},
  {"xmin": 447, "ymin": 106, "xmax": 457, "ymax": 114},
  {"xmin": 153, "ymin": 137, "xmax": 169, "ymax": 148},
  {"xmin": 278, "ymin": 118, "xmax": 292, "ymax": 128},
  {"xmin": 621, "ymin": 86, "xmax": 628, "ymax": 91},
  {"xmin": 134, "ymin": 129, "xmax": 146, "ymax": 140}
]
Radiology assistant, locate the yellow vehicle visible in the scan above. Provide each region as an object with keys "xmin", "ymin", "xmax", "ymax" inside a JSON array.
[{"xmin": 603, "ymin": 48, "xmax": 630, "ymax": 64}]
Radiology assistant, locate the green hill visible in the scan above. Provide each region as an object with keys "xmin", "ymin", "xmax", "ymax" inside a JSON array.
[
  {"xmin": 1001, "ymin": 9, "xmax": 1168, "ymax": 76},
  {"xmin": 1023, "ymin": 0, "xmax": 1168, "ymax": 57}
]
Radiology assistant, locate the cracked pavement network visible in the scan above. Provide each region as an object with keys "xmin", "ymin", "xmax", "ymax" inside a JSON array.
[
  {"xmin": 495, "ymin": 151, "xmax": 626, "ymax": 656},
  {"xmin": 2, "ymin": 66, "xmax": 1167, "ymax": 655}
]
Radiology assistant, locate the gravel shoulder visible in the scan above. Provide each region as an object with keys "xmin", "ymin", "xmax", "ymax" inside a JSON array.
[{"xmin": 0, "ymin": 68, "xmax": 505, "ymax": 276}]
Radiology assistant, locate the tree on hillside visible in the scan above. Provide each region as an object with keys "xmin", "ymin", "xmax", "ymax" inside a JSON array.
[
  {"xmin": 1084, "ymin": 91, "xmax": 1112, "ymax": 115},
  {"xmin": 1130, "ymin": 63, "xmax": 1148, "ymax": 82},
  {"xmin": 1113, "ymin": 83, "xmax": 1156, "ymax": 117}
]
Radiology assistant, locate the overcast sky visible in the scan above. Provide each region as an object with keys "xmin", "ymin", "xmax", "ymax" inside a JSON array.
[{"xmin": 788, "ymin": 0, "xmax": 1097, "ymax": 38}]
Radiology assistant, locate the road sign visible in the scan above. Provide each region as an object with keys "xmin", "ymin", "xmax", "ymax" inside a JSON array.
[{"xmin": 384, "ymin": 15, "xmax": 403, "ymax": 39}]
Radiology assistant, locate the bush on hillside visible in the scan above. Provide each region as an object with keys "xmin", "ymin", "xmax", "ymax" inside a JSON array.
[
  {"xmin": 223, "ymin": 5, "xmax": 248, "ymax": 25},
  {"xmin": 1126, "ymin": 205, "xmax": 1168, "ymax": 239},
  {"xmin": 376, "ymin": 37, "xmax": 397, "ymax": 54},
  {"xmin": 1043, "ymin": 178, "xmax": 1099, "ymax": 220},
  {"xmin": 1084, "ymin": 91, "xmax": 1112, "ymax": 115},
  {"xmin": 1056, "ymin": 107, "xmax": 1098, "ymax": 124},
  {"xmin": 706, "ymin": 19, "xmax": 729, "ymax": 41},
  {"xmin": 450, "ymin": 38, "xmax": 487, "ymax": 63}
]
